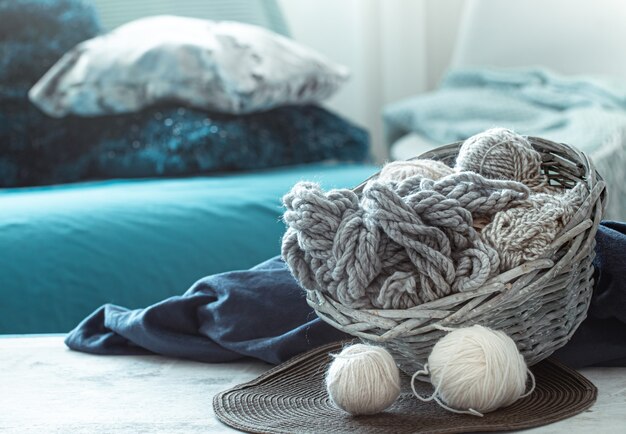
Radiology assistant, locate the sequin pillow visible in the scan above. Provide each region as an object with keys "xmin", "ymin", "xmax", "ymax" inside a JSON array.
[
  {"xmin": 28, "ymin": 15, "xmax": 349, "ymax": 117},
  {"xmin": 1, "ymin": 104, "xmax": 369, "ymax": 187}
]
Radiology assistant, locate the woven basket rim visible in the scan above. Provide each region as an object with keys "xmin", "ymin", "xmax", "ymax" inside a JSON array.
[{"xmin": 305, "ymin": 136, "xmax": 607, "ymax": 354}]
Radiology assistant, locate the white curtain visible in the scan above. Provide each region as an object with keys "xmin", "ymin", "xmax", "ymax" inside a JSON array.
[
  {"xmin": 280, "ymin": 0, "xmax": 463, "ymax": 161},
  {"xmin": 280, "ymin": 0, "xmax": 429, "ymax": 161}
]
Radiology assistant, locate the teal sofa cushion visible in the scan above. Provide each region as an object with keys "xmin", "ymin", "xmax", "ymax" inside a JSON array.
[{"xmin": 0, "ymin": 163, "xmax": 377, "ymax": 333}]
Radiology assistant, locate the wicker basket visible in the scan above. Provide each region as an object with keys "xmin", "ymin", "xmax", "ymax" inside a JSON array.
[{"xmin": 306, "ymin": 137, "xmax": 607, "ymax": 374}]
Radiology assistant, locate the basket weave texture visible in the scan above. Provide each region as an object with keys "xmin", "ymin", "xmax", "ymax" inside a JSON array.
[{"xmin": 306, "ymin": 137, "xmax": 607, "ymax": 374}]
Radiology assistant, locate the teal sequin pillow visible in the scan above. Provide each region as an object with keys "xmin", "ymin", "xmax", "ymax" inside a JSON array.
[{"xmin": 2, "ymin": 104, "xmax": 369, "ymax": 187}]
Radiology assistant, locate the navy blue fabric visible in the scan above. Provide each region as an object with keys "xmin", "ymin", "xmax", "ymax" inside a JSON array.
[
  {"xmin": 66, "ymin": 222, "xmax": 626, "ymax": 367},
  {"xmin": 65, "ymin": 257, "xmax": 349, "ymax": 365},
  {"xmin": 553, "ymin": 221, "xmax": 626, "ymax": 367}
]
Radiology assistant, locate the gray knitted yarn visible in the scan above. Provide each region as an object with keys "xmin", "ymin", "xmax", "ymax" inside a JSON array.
[
  {"xmin": 282, "ymin": 172, "xmax": 530, "ymax": 309},
  {"xmin": 481, "ymin": 182, "xmax": 586, "ymax": 270},
  {"xmin": 456, "ymin": 128, "xmax": 549, "ymax": 191}
]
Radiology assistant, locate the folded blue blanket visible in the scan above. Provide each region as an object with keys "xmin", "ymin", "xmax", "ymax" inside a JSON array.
[
  {"xmin": 384, "ymin": 68, "xmax": 626, "ymax": 150},
  {"xmin": 66, "ymin": 222, "xmax": 626, "ymax": 368},
  {"xmin": 383, "ymin": 67, "xmax": 626, "ymax": 219}
]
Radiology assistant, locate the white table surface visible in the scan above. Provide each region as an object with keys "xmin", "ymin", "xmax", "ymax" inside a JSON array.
[{"xmin": 0, "ymin": 335, "xmax": 625, "ymax": 433}]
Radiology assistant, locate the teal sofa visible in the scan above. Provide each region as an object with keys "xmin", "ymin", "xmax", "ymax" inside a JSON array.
[{"xmin": 0, "ymin": 163, "xmax": 376, "ymax": 333}]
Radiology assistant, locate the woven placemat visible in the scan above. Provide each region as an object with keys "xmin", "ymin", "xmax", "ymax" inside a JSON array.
[{"xmin": 214, "ymin": 341, "xmax": 597, "ymax": 434}]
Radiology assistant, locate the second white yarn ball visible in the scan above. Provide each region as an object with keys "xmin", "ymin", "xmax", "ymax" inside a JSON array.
[
  {"xmin": 326, "ymin": 344, "xmax": 401, "ymax": 415},
  {"xmin": 428, "ymin": 325, "xmax": 529, "ymax": 414}
]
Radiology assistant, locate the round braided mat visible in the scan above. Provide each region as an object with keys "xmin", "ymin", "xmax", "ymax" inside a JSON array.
[{"xmin": 213, "ymin": 341, "xmax": 597, "ymax": 434}]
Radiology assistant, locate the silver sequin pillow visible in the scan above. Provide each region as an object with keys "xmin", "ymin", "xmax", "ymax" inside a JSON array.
[{"xmin": 29, "ymin": 15, "xmax": 349, "ymax": 117}]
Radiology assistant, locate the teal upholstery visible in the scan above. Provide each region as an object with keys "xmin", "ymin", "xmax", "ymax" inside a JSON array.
[{"xmin": 0, "ymin": 163, "xmax": 377, "ymax": 333}]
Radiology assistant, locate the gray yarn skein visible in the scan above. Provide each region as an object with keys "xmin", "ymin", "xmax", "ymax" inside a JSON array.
[
  {"xmin": 282, "ymin": 172, "xmax": 530, "ymax": 310},
  {"xmin": 482, "ymin": 182, "xmax": 586, "ymax": 270},
  {"xmin": 455, "ymin": 128, "xmax": 549, "ymax": 191}
]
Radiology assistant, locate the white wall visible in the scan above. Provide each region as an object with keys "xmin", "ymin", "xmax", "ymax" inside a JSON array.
[
  {"xmin": 279, "ymin": 0, "xmax": 380, "ymax": 157},
  {"xmin": 279, "ymin": 0, "xmax": 464, "ymax": 161},
  {"xmin": 424, "ymin": 0, "xmax": 465, "ymax": 89}
]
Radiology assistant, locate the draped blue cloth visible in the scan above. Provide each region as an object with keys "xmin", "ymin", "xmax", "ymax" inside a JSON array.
[
  {"xmin": 66, "ymin": 222, "xmax": 626, "ymax": 368},
  {"xmin": 553, "ymin": 221, "xmax": 626, "ymax": 367},
  {"xmin": 65, "ymin": 257, "xmax": 349, "ymax": 365}
]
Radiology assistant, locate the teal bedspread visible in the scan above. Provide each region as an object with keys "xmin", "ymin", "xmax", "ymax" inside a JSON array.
[
  {"xmin": 384, "ymin": 67, "xmax": 626, "ymax": 219},
  {"xmin": 0, "ymin": 163, "xmax": 377, "ymax": 333}
]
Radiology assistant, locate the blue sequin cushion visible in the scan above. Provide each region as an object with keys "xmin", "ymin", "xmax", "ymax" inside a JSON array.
[{"xmin": 2, "ymin": 104, "xmax": 370, "ymax": 187}]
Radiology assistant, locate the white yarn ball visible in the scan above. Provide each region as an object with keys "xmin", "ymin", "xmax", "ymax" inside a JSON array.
[
  {"xmin": 326, "ymin": 344, "xmax": 401, "ymax": 415},
  {"xmin": 427, "ymin": 325, "xmax": 529, "ymax": 414}
]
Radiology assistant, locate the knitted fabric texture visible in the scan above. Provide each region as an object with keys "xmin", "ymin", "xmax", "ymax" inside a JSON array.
[
  {"xmin": 455, "ymin": 128, "xmax": 550, "ymax": 192},
  {"xmin": 282, "ymin": 172, "xmax": 529, "ymax": 309},
  {"xmin": 481, "ymin": 183, "xmax": 587, "ymax": 270},
  {"xmin": 375, "ymin": 159, "xmax": 454, "ymax": 184}
]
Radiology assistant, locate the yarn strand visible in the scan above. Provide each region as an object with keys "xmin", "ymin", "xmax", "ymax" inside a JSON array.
[
  {"xmin": 282, "ymin": 172, "xmax": 529, "ymax": 309},
  {"xmin": 411, "ymin": 364, "xmax": 484, "ymax": 417},
  {"xmin": 521, "ymin": 370, "xmax": 537, "ymax": 398}
]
